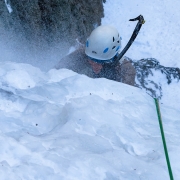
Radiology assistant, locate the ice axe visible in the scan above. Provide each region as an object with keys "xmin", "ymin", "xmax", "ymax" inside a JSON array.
[{"xmin": 116, "ymin": 15, "xmax": 145, "ymax": 61}]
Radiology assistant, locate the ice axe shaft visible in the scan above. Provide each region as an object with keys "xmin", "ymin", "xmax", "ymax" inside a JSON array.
[{"xmin": 116, "ymin": 15, "xmax": 145, "ymax": 61}]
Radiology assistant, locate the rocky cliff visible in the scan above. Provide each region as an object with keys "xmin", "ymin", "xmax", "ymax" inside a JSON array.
[{"xmin": 0, "ymin": 0, "xmax": 105, "ymax": 51}]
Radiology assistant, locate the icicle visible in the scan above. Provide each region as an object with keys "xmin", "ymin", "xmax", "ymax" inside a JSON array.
[{"xmin": 4, "ymin": 0, "xmax": 13, "ymax": 13}]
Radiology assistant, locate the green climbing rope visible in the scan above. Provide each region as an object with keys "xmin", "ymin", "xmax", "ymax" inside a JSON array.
[{"xmin": 154, "ymin": 98, "xmax": 174, "ymax": 180}]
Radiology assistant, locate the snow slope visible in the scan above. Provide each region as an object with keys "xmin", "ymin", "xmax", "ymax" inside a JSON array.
[
  {"xmin": 0, "ymin": 62, "xmax": 180, "ymax": 179},
  {"xmin": 102, "ymin": 0, "xmax": 180, "ymax": 68}
]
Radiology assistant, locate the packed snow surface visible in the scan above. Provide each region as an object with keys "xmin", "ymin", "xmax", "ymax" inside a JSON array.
[{"xmin": 0, "ymin": 62, "xmax": 180, "ymax": 179}]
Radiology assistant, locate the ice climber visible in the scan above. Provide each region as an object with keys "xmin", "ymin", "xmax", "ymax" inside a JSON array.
[
  {"xmin": 55, "ymin": 25, "xmax": 136, "ymax": 86},
  {"xmin": 55, "ymin": 16, "xmax": 180, "ymax": 99}
]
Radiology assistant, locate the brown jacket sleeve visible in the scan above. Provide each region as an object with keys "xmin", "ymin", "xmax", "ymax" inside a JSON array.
[{"xmin": 120, "ymin": 59, "xmax": 136, "ymax": 86}]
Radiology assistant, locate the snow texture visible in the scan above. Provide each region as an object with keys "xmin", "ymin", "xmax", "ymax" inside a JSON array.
[
  {"xmin": 0, "ymin": 0, "xmax": 180, "ymax": 179},
  {"xmin": 102, "ymin": 0, "xmax": 180, "ymax": 68},
  {"xmin": 0, "ymin": 62, "xmax": 180, "ymax": 179}
]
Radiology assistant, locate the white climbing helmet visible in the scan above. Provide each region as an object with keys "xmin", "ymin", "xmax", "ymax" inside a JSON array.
[{"xmin": 85, "ymin": 25, "xmax": 121, "ymax": 62}]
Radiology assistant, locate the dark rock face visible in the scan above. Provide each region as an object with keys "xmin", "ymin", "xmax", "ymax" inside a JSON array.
[{"xmin": 0, "ymin": 0, "xmax": 105, "ymax": 49}]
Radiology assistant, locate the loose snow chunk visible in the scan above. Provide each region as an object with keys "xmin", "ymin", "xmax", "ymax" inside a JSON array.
[
  {"xmin": 47, "ymin": 68, "xmax": 77, "ymax": 83},
  {"xmin": 5, "ymin": 69, "xmax": 36, "ymax": 89},
  {"xmin": 4, "ymin": 0, "xmax": 13, "ymax": 13},
  {"xmin": 0, "ymin": 62, "xmax": 47, "ymax": 90}
]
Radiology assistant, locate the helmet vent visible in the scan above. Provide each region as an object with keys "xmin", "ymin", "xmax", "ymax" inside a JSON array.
[
  {"xmin": 117, "ymin": 40, "xmax": 120, "ymax": 43},
  {"xmin": 113, "ymin": 37, "xmax": 115, "ymax": 42},
  {"xmin": 112, "ymin": 46, "xmax": 116, "ymax": 49},
  {"xmin": 103, "ymin": 48, "xmax": 109, "ymax": 53},
  {"xmin": 92, "ymin": 51, "xmax": 97, "ymax": 54}
]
